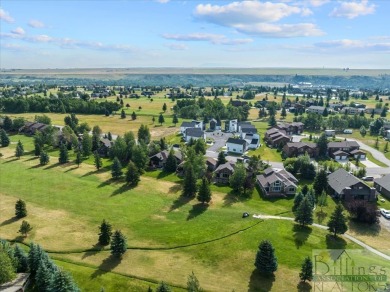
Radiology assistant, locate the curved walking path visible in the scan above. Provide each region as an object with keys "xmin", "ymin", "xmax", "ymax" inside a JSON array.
[{"xmin": 253, "ymin": 214, "xmax": 390, "ymax": 261}]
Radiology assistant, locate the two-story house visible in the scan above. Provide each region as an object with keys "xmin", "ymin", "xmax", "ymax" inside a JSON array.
[
  {"xmin": 256, "ymin": 167, "xmax": 298, "ymax": 197},
  {"xmin": 282, "ymin": 142, "xmax": 318, "ymax": 158},
  {"xmin": 226, "ymin": 137, "xmax": 248, "ymax": 154}
]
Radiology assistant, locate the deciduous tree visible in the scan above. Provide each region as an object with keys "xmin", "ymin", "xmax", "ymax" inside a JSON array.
[{"xmin": 18, "ymin": 220, "xmax": 32, "ymax": 237}]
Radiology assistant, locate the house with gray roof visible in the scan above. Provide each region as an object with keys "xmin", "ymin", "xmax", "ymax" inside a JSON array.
[
  {"xmin": 180, "ymin": 120, "xmax": 203, "ymax": 134},
  {"xmin": 306, "ymin": 105, "xmax": 326, "ymax": 115},
  {"xmin": 374, "ymin": 174, "xmax": 390, "ymax": 199},
  {"xmin": 214, "ymin": 162, "xmax": 236, "ymax": 184},
  {"xmin": 226, "ymin": 137, "xmax": 248, "ymax": 154},
  {"xmin": 256, "ymin": 167, "xmax": 298, "ymax": 197},
  {"xmin": 327, "ymin": 168, "xmax": 376, "ymax": 202},
  {"xmin": 283, "ymin": 142, "xmax": 318, "ymax": 158},
  {"xmin": 184, "ymin": 127, "xmax": 205, "ymax": 143},
  {"xmin": 328, "ymin": 140, "xmax": 360, "ymax": 158}
]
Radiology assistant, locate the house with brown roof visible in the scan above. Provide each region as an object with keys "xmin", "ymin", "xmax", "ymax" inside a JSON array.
[
  {"xmin": 327, "ymin": 168, "xmax": 376, "ymax": 202},
  {"xmin": 264, "ymin": 128, "xmax": 291, "ymax": 148},
  {"xmin": 275, "ymin": 122, "xmax": 304, "ymax": 135},
  {"xmin": 328, "ymin": 140, "xmax": 360, "ymax": 159},
  {"xmin": 256, "ymin": 167, "xmax": 298, "ymax": 197},
  {"xmin": 283, "ymin": 142, "xmax": 318, "ymax": 158},
  {"xmin": 149, "ymin": 150, "xmax": 182, "ymax": 168},
  {"xmin": 19, "ymin": 122, "xmax": 49, "ymax": 135},
  {"xmin": 214, "ymin": 162, "xmax": 235, "ymax": 184}
]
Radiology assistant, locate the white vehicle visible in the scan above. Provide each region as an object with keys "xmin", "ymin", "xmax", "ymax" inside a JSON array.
[
  {"xmin": 343, "ymin": 129, "xmax": 353, "ymax": 134},
  {"xmin": 380, "ymin": 208, "xmax": 390, "ymax": 219}
]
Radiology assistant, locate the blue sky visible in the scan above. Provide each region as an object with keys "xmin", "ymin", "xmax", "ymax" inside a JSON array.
[{"xmin": 1, "ymin": 0, "xmax": 389, "ymax": 69}]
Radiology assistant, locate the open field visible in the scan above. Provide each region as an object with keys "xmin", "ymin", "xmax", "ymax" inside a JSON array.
[{"xmin": 0, "ymin": 147, "xmax": 369, "ymax": 291}]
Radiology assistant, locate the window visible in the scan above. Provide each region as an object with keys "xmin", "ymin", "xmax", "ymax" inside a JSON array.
[
  {"xmin": 289, "ymin": 187, "xmax": 295, "ymax": 192},
  {"xmin": 273, "ymin": 187, "xmax": 281, "ymax": 192},
  {"xmin": 274, "ymin": 181, "xmax": 281, "ymax": 186},
  {"xmin": 223, "ymin": 173, "xmax": 229, "ymax": 178}
]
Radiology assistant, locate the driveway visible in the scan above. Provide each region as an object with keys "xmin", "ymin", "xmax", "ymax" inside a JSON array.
[
  {"xmin": 379, "ymin": 216, "xmax": 390, "ymax": 233},
  {"xmin": 360, "ymin": 159, "xmax": 380, "ymax": 168},
  {"xmin": 205, "ymin": 131, "xmax": 233, "ymax": 152}
]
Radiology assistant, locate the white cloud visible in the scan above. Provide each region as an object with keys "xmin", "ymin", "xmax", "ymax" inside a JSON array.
[
  {"xmin": 162, "ymin": 32, "xmax": 253, "ymax": 45},
  {"xmin": 315, "ymin": 39, "xmax": 390, "ymax": 51},
  {"xmin": 194, "ymin": 1, "xmax": 305, "ymax": 25},
  {"xmin": 0, "ymin": 8, "xmax": 14, "ymax": 23},
  {"xmin": 28, "ymin": 19, "xmax": 45, "ymax": 28},
  {"xmin": 235, "ymin": 23, "xmax": 324, "ymax": 38},
  {"xmin": 309, "ymin": 0, "xmax": 330, "ymax": 7},
  {"xmin": 330, "ymin": 0, "xmax": 376, "ymax": 19},
  {"xmin": 165, "ymin": 43, "xmax": 189, "ymax": 50},
  {"xmin": 11, "ymin": 27, "xmax": 25, "ymax": 35}
]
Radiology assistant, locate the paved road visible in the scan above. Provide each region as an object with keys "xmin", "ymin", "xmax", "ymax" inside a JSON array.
[
  {"xmin": 205, "ymin": 131, "xmax": 233, "ymax": 152},
  {"xmin": 253, "ymin": 215, "xmax": 390, "ymax": 261}
]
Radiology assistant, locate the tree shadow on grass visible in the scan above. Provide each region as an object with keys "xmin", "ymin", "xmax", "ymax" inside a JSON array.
[
  {"xmin": 4, "ymin": 158, "xmax": 19, "ymax": 163},
  {"xmin": 168, "ymin": 183, "xmax": 182, "ymax": 194},
  {"xmin": 187, "ymin": 203, "xmax": 208, "ymax": 221},
  {"xmin": 223, "ymin": 191, "xmax": 249, "ymax": 207},
  {"xmin": 248, "ymin": 269, "xmax": 275, "ymax": 292},
  {"xmin": 0, "ymin": 216, "xmax": 19, "ymax": 227},
  {"xmin": 44, "ymin": 162, "xmax": 61, "ymax": 170},
  {"xmin": 13, "ymin": 235, "xmax": 26, "ymax": 243},
  {"xmin": 297, "ymin": 281, "xmax": 312, "ymax": 292},
  {"xmin": 157, "ymin": 171, "xmax": 171, "ymax": 179},
  {"xmin": 316, "ymin": 210, "xmax": 328, "ymax": 224},
  {"xmin": 169, "ymin": 195, "xmax": 193, "ymax": 212},
  {"xmin": 348, "ymin": 220, "xmax": 381, "ymax": 236},
  {"xmin": 111, "ymin": 184, "xmax": 136, "ymax": 196},
  {"xmin": 98, "ymin": 178, "xmax": 118, "ymax": 188},
  {"xmin": 25, "ymin": 156, "xmax": 38, "ymax": 161},
  {"xmin": 64, "ymin": 166, "xmax": 78, "ymax": 173},
  {"xmin": 81, "ymin": 167, "xmax": 107, "ymax": 177},
  {"xmin": 90, "ymin": 254, "xmax": 122, "ymax": 279},
  {"xmin": 293, "ymin": 224, "xmax": 312, "ymax": 249},
  {"xmin": 29, "ymin": 164, "xmax": 44, "ymax": 169},
  {"xmin": 325, "ymin": 234, "xmax": 347, "ymax": 250},
  {"xmin": 82, "ymin": 243, "xmax": 105, "ymax": 259}
]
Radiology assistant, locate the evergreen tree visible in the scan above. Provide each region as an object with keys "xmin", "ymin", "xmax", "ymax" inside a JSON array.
[
  {"xmin": 94, "ymin": 151, "xmax": 103, "ymax": 170},
  {"xmin": 152, "ymin": 116, "xmax": 155, "ymax": 124},
  {"xmin": 110, "ymin": 230, "xmax": 127, "ymax": 258},
  {"xmin": 327, "ymin": 204, "xmax": 348, "ymax": 237},
  {"xmin": 158, "ymin": 114, "xmax": 165, "ymax": 125},
  {"xmin": 121, "ymin": 109, "xmax": 126, "ymax": 119},
  {"xmin": 281, "ymin": 107, "xmax": 287, "ymax": 119},
  {"xmin": 58, "ymin": 143, "xmax": 69, "ymax": 164},
  {"xmin": 194, "ymin": 138, "xmax": 206, "ymax": 155},
  {"xmin": 82, "ymin": 131, "xmax": 92, "ymax": 157},
  {"xmin": 254, "ymin": 240, "xmax": 278, "ymax": 275},
  {"xmin": 50, "ymin": 269, "xmax": 79, "ymax": 292},
  {"xmin": 15, "ymin": 140, "xmax": 24, "ymax": 159},
  {"xmin": 317, "ymin": 191, "xmax": 328, "ymax": 212},
  {"xmin": 98, "ymin": 220, "xmax": 112, "ymax": 246},
  {"xmin": 138, "ymin": 124, "xmax": 151, "ymax": 144},
  {"xmin": 111, "ymin": 157, "xmax": 123, "ymax": 179},
  {"xmin": 197, "ymin": 177, "xmax": 212, "ymax": 204},
  {"xmin": 292, "ymin": 192, "xmax": 304, "ymax": 213},
  {"xmin": 182, "ymin": 164, "xmax": 197, "ymax": 197},
  {"xmin": 162, "ymin": 103, "xmax": 167, "ymax": 112},
  {"xmin": 0, "ymin": 250, "xmax": 16, "ymax": 285},
  {"xmin": 156, "ymin": 282, "xmax": 172, "ymax": 292},
  {"xmin": 34, "ymin": 142, "xmax": 41, "ymax": 156},
  {"xmin": 216, "ymin": 151, "xmax": 227, "ymax": 167},
  {"xmin": 40, "ymin": 151, "xmax": 50, "ymax": 166},
  {"xmin": 28, "ymin": 243, "xmax": 41, "ymax": 276},
  {"xmin": 3, "ymin": 116, "xmax": 13, "ymax": 131},
  {"xmin": 268, "ymin": 114, "xmax": 277, "ymax": 127},
  {"xmin": 36, "ymin": 260, "xmax": 55, "ymax": 291},
  {"xmin": 131, "ymin": 111, "xmax": 137, "ymax": 120},
  {"xmin": 164, "ymin": 150, "xmax": 177, "ymax": 173},
  {"xmin": 92, "ymin": 133, "xmax": 100, "ymax": 152},
  {"xmin": 15, "ymin": 199, "xmax": 27, "ymax": 218},
  {"xmin": 187, "ymin": 271, "xmax": 202, "ymax": 292},
  {"xmin": 172, "ymin": 114, "xmax": 179, "ymax": 126},
  {"xmin": 13, "ymin": 244, "xmax": 29, "ymax": 273},
  {"xmin": 107, "ymin": 132, "xmax": 112, "ymax": 141},
  {"xmin": 0, "ymin": 129, "xmax": 10, "ymax": 147},
  {"xmin": 75, "ymin": 151, "xmax": 82, "ymax": 167},
  {"xmin": 126, "ymin": 160, "xmax": 140, "ymax": 186},
  {"xmin": 317, "ymin": 133, "xmax": 328, "ymax": 157},
  {"xmin": 299, "ymin": 257, "xmax": 313, "ymax": 282},
  {"xmin": 132, "ymin": 145, "xmax": 148, "ymax": 173},
  {"xmin": 313, "ymin": 169, "xmax": 328, "ymax": 196},
  {"xmin": 295, "ymin": 197, "xmax": 313, "ymax": 226},
  {"xmin": 18, "ymin": 220, "xmax": 32, "ymax": 237},
  {"xmin": 359, "ymin": 125, "xmax": 367, "ymax": 137},
  {"xmin": 159, "ymin": 138, "xmax": 167, "ymax": 150}
]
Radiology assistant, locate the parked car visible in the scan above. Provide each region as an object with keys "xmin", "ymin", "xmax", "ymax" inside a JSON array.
[
  {"xmin": 343, "ymin": 129, "xmax": 353, "ymax": 134},
  {"xmin": 380, "ymin": 208, "xmax": 390, "ymax": 219},
  {"xmin": 362, "ymin": 176, "xmax": 374, "ymax": 181}
]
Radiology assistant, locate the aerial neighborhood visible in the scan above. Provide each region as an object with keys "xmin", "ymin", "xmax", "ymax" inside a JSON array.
[{"xmin": 1, "ymin": 79, "xmax": 390, "ymax": 291}]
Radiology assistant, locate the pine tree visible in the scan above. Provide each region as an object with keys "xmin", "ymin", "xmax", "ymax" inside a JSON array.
[
  {"xmin": 40, "ymin": 151, "xmax": 50, "ymax": 165},
  {"xmin": 295, "ymin": 197, "xmax": 313, "ymax": 226},
  {"xmin": 317, "ymin": 191, "xmax": 328, "ymax": 212},
  {"xmin": 13, "ymin": 244, "xmax": 29, "ymax": 272},
  {"xmin": 111, "ymin": 157, "xmax": 123, "ymax": 179},
  {"xmin": 126, "ymin": 160, "xmax": 140, "ymax": 186},
  {"xmin": 156, "ymin": 282, "xmax": 172, "ymax": 292},
  {"xmin": 15, "ymin": 199, "xmax": 27, "ymax": 218},
  {"xmin": 216, "ymin": 151, "xmax": 227, "ymax": 167},
  {"xmin": 34, "ymin": 142, "xmax": 41, "ymax": 156},
  {"xmin": 317, "ymin": 133, "xmax": 328, "ymax": 157},
  {"xmin": 92, "ymin": 133, "xmax": 100, "ymax": 152},
  {"xmin": 162, "ymin": 103, "xmax": 167, "ymax": 112},
  {"xmin": 254, "ymin": 240, "xmax": 278, "ymax": 275},
  {"xmin": 158, "ymin": 114, "xmax": 165, "ymax": 125},
  {"xmin": 75, "ymin": 151, "xmax": 82, "ymax": 167},
  {"xmin": 0, "ymin": 250, "xmax": 16, "ymax": 284},
  {"xmin": 187, "ymin": 271, "xmax": 202, "ymax": 292},
  {"xmin": 15, "ymin": 140, "xmax": 24, "ymax": 159},
  {"xmin": 121, "ymin": 109, "xmax": 126, "ymax": 119},
  {"xmin": 50, "ymin": 269, "xmax": 79, "ymax": 292},
  {"xmin": 281, "ymin": 107, "xmax": 287, "ymax": 119},
  {"xmin": 360, "ymin": 125, "xmax": 367, "ymax": 137},
  {"xmin": 131, "ymin": 111, "xmax": 137, "ymax": 120},
  {"xmin": 299, "ymin": 257, "xmax": 313, "ymax": 282},
  {"xmin": 138, "ymin": 124, "xmax": 151, "ymax": 144},
  {"xmin": 0, "ymin": 129, "xmax": 10, "ymax": 147},
  {"xmin": 268, "ymin": 114, "xmax": 277, "ymax": 127},
  {"xmin": 327, "ymin": 204, "xmax": 348, "ymax": 237},
  {"xmin": 107, "ymin": 132, "xmax": 113, "ymax": 141},
  {"xmin": 82, "ymin": 131, "xmax": 92, "ymax": 157},
  {"xmin": 3, "ymin": 116, "xmax": 13, "ymax": 131},
  {"xmin": 36, "ymin": 260, "xmax": 55, "ymax": 291},
  {"xmin": 110, "ymin": 230, "xmax": 127, "ymax": 258},
  {"xmin": 172, "ymin": 114, "xmax": 179, "ymax": 126},
  {"xmin": 164, "ymin": 150, "xmax": 177, "ymax": 173},
  {"xmin": 197, "ymin": 177, "xmax": 212, "ymax": 204},
  {"xmin": 98, "ymin": 219, "xmax": 112, "ymax": 246},
  {"xmin": 18, "ymin": 220, "xmax": 32, "ymax": 237},
  {"xmin": 58, "ymin": 143, "xmax": 69, "ymax": 164},
  {"xmin": 182, "ymin": 164, "xmax": 197, "ymax": 197},
  {"xmin": 313, "ymin": 169, "xmax": 328, "ymax": 196},
  {"xmin": 94, "ymin": 151, "xmax": 103, "ymax": 170}
]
